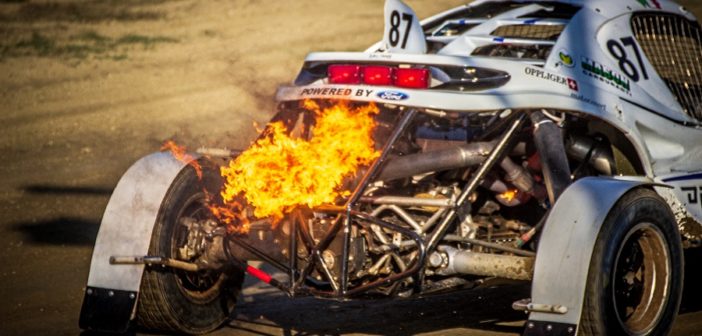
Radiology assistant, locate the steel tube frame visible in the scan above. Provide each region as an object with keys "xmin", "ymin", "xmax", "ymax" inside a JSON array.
[
  {"xmin": 425, "ymin": 113, "xmax": 527, "ymax": 253},
  {"xmin": 289, "ymin": 108, "xmax": 419, "ymax": 296},
  {"xmin": 342, "ymin": 109, "xmax": 417, "ymax": 294},
  {"xmin": 225, "ymin": 109, "xmax": 529, "ymax": 299}
]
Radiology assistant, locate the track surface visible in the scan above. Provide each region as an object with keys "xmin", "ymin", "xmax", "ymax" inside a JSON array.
[{"xmin": 2, "ymin": 1, "xmax": 702, "ymax": 335}]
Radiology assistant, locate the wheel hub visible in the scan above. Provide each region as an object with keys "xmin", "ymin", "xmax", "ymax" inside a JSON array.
[{"xmin": 613, "ymin": 223, "xmax": 670, "ymax": 335}]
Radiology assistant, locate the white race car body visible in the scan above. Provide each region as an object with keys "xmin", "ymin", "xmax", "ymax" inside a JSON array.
[
  {"xmin": 81, "ymin": 1, "xmax": 702, "ymax": 335},
  {"xmin": 277, "ymin": 0, "xmax": 702, "ymax": 224},
  {"xmin": 274, "ymin": 1, "xmax": 702, "ymax": 332}
]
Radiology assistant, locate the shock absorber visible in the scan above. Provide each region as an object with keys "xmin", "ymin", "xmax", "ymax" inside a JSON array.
[{"xmin": 530, "ymin": 111, "xmax": 571, "ymax": 204}]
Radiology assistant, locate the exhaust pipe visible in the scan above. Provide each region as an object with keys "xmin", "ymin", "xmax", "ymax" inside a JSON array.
[
  {"xmin": 566, "ymin": 134, "xmax": 616, "ymax": 175},
  {"xmin": 377, "ymin": 142, "xmax": 495, "ymax": 181},
  {"xmin": 530, "ymin": 111, "xmax": 571, "ymax": 204},
  {"xmin": 434, "ymin": 246, "xmax": 534, "ymax": 281}
]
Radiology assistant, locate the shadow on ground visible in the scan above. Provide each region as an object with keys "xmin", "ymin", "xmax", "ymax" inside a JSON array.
[
  {"xmin": 7, "ymin": 184, "xmax": 112, "ymax": 246},
  {"xmin": 24, "ymin": 184, "xmax": 113, "ymax": 196},
  {"xmin": 225, "ymin": 247, "xmax": 702, "ymax": 336},
  {"xmin": 11, "ymin": 217, "xmax": 100, "ymax": 246},
  {"xmin": 230, "ymin": 281, "xmax": 530, "ymax": 336},
  {"xmin": 681, "ymin": 247, "xmax": 702, "ymax": 314}
]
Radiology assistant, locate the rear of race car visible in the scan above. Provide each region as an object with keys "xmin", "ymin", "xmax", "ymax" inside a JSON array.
[
  {"xmin": 80, "ymin": 0, "xmax": 702, "ymax": 335},
  {"xmin": 272, "ymin": 0, "xmax": 700, "ymax": 335}
]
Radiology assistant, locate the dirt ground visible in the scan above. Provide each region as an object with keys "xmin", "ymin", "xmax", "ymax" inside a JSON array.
[{"xmin": 2, "ymin": 1, "xmax": 702, "ymax": 335}]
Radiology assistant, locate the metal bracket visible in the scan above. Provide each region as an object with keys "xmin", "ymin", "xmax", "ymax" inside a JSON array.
[{"xmin": 513, "ymin": 298, "xmax": 568, "ymax": 314}]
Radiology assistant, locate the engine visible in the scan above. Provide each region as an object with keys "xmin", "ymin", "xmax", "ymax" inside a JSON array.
[{"xmin": 215, "ymin": 103, "xmax": 618, "ymax": 297}]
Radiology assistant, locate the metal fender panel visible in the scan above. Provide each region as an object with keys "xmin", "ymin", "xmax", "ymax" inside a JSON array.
[
  {"xmin": 80, "ymin": 152, "xmax": 187, "ymax": 331},
  {"xmin": 527, "ymin": 177, "xmax": 650, "ymax": 331},
  {"xmin": 86, "ymin": 152, "xmax": 187, "ymax": 291}
]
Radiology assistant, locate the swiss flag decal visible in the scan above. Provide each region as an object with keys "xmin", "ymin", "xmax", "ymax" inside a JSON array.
[{"xmin": 567, "ymin": 78, "xmax": 579, "ymax": 91}]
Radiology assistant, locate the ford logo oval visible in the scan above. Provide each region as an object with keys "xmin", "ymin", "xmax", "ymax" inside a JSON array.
[{"xmin": 377, "ymin": 91, "xmax": 409, "ymax": 101}]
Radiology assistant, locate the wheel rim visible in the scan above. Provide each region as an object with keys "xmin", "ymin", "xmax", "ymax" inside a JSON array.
[
  {"xmin": 171, "ymin": 192, "xmax": 226, "ymax": 303},
  {"xmin": 612, "ymin": 222, "xmax": 670, "ymax": 335}
]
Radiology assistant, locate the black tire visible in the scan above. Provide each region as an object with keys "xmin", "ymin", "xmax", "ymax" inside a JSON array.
[
  {"xmin": 581, "ymin": 188, "xmax": 683, "ymax": 335},
  {"xmin": 137, "ymin": 165, "xmax": 244, "ymax": 334}
]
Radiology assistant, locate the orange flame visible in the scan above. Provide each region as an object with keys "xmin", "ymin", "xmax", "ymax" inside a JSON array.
[
  {"xmin": 219, "ymin": 100, "xmax": 380, "ymax": 223},
  {"xmin": 205, "ymin": 192, "xmax": 250, "ymax": 234},
  {"xmin": 161, "ymin": 140, "xmax": 203, "ymax": 179},
  {"xmin": 499, "ymin": 190, "xmax": 518, "ymax": 203}
]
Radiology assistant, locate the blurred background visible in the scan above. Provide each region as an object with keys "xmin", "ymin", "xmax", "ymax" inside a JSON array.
[{"xmin": 1, "ymin": 1, "xmax": 701, "ymax": 335}]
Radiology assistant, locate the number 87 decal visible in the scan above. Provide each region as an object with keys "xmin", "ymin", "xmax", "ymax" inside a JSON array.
[
  {"xmin": 607, "ymin": 37, "xmax": 650, "ymax": 82},
  {"xmin": 389, "ymin": 10, "xmax": 413, "ymax": 49}
]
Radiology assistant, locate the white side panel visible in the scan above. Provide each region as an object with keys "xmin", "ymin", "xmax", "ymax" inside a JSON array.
[
  {"xmin": 529, "ymin": 177, "xmax": 648, "ymax": 327},
  {"xmin": 86, "ymin": 152, "xmax": 187, "ymax": 292},
  {"xmin": 658, "ymin": 172, "xmax": 702, "ymax": 226}
]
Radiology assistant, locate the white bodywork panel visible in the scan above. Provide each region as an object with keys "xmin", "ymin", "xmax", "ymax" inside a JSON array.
[
  {"xmin": 87, "ymin": 152, "xmax": 187, "ymax": 292},
  {"xmin": 529, "ymin": 177, "xmax": 650, "ymax": 328},
  {"xmin": 383, "ymin": 0, "xmax": 426, "ymax": 54},
  {"xmin": 657, "ymin": 172, "xmax": 702, "ymax": 226}
]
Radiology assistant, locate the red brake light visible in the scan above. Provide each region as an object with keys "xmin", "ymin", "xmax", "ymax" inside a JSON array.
[
  {"xmin": 394, "ymin": 68, "xmax": 430, "ymax": 89},
  {"xmin": 328, "ymin": 64, "xmax": 361, "ymax": 84},
  {"xmin": 363, "ymin": 66, "xmax": 394, "ymax": 86}
]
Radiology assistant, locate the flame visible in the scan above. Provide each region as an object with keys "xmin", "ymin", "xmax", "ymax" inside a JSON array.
[
  {"xmin": 219, "ymin": 100, "xmax": 380, "ymax": 223},
  {"xmin": 161, "ymin": 140, "xmax": 203, "ymax": 179},
  {"xmin": 160, "ymin": 141, "xmax": 249, "ymax": 233},
  {"xmin": 205, "ymin": 192, "xmax": 250, "ymax": 234},
  {"xmin": 499, "ymin": 189, "xmax": 518, "ymax": 203}
]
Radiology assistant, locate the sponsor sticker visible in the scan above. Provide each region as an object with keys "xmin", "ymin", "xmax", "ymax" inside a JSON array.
[
  {"xmin": 567, "ymin": 78, "xmax": 579, "ymax": 91},
  {"xmin": 570, "ymin": 93, "xmax": 606, "ymax": 111},
  {"xmin": 558, "ymin": 49, "xmax": 575, "ymax": 68},
  {"xmin": 580, "ymin": 56, "xmax": 631, "ymax": 94},
  {"xmin": 681, "ymin": 186, "xmax": 701, "ymax": 207},
  {"xmin": 524, "ymin": 67, "xmax": 578, "ymax": 92},
  {"xmin": 300, "ymin": 87, "xmax": 375, "ymax": 98},
  {"xmin": 636, "ymin": 0, "xmax": 661, "ymax": 9},
  {"xmin": 377, "ymin": 90, "xmax": 409, "ymax": 101}
]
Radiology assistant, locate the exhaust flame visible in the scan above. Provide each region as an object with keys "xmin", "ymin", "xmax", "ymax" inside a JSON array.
[
  {"xmin": 206, "ymin": 195, "xmax": 250, "ymax": 234},
  {"xmin": 161, "ymin": 140, "xmax": 203, "ymax": 179},
  {"xmin": 219, "ymin": 100, "xmax": 380, "ymax": 223},
  {"xmin": 161, "ymin": 141, "xmax": 251, "ymax": 234}
]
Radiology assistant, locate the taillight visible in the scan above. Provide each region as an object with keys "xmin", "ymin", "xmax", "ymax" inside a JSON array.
[
  {"xmin": 328, "ymin": 64, "xmax": 430, "ymax": 89},
  {"xmin": 395, "ymin": 68, "xmax": 430, "ymax": 89},
  {"xmin": 363, "ymin": 66, "xmax": 394, "ymax": 86},
  {"xmin": 328, "ymin": 64, "xmax": 361, "ymax": 84}
]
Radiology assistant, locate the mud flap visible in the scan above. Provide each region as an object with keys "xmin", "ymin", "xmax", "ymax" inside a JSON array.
[
  {"xmin": 79, "ymin": 287, "xmax": 137, "ymax": 333},
  {"xmin": 79, "ymin": 152, "xmax": 189, "ymax": 332},
  {"xmin": 525, "ymin": 177, "xmax": 657, "ymax": 335}
]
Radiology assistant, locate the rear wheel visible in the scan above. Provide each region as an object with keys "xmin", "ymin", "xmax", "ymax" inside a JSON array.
[
  {"xmin": 580, "ymin": 188, "xmax": 683, "ymax": 335},
  {"xmin": 137, "ymin": 165, "xmax": 244, "ymax": 334}
]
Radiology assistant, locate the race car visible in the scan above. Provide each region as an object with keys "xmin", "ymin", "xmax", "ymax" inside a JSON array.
[{"xmin": 79, "ymin": 0, "xmax": 702, "ymax": 335}]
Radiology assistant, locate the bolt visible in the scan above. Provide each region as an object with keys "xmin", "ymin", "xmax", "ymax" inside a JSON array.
[
  {"xmin": 528, "ymin": 322, "xmax": 535, "ymax": 329},
  {"xmin": 108, "ymin": 291, "xmax": 114, "ymax": 297},
  {"xmin": 567, "ymin": 326, "xmax": 574, "ymax": 333},
  {"xmin": 546, "ymin": 324, "xmax": 553, "ymax": 331},
  {"xmin": 129, "ymin": 293, "xmax": 136, "ymax": 299},
  {"xmin": 86, "ymin": 288, "xmax": 93, "ymax": 295}
]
